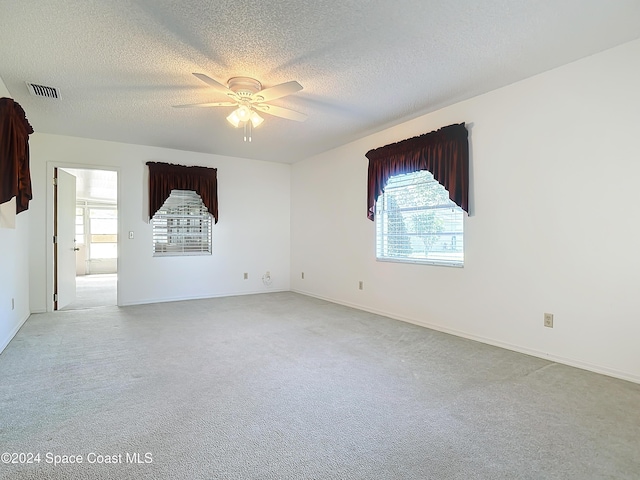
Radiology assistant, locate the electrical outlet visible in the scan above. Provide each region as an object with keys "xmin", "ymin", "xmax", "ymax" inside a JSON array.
[
  {"xmin": 301, "ymin": 272, "xmax": 305, "ymax": 280},
  {"xmin": 128, "ymin": 231, "xmax": 134, "ymax": 239},
  {"xmin": 544, "ymin": 313, "xmax": 554, "ymax": 328},
  {"xmin": 358, "ymin": 281, "xmax": 363, "ymax": 290},
  {"xmin": 243, "ymin": 273, "xmax": 248, "ymax": 280}
]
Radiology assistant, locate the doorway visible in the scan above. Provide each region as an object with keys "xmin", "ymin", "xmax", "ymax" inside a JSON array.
[{"xmin": 54, "ymin": 168, "xmax": 118, "ymax": 310}]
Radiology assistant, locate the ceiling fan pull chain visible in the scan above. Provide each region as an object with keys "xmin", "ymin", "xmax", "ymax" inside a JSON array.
[{"xmin": 243, "ymin": 122, "xmax": 247, "ymax": 142}]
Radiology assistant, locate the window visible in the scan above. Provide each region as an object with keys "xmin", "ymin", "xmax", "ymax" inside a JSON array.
[
  {"xmin": 74, "ymin": 201, "xmax": 118, "ymax": 274},
  {"xmin": 152, "ymin": 190, "xmax": 212, "ymax": 256},
  {"xmin": 75, "ymin": 207, "xmax": 84, "ymax": 245},
  {"xmin": 89, "ymin": 207, "xmax": 118, "ymax": 259},
  {"xmin": 376, "ymin": 170, "xmax": 464, "ymax": 267}
]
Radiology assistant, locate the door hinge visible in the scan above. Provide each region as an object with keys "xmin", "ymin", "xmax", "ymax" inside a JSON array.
[
  {"xmin": 53, "ymin": 177, "xmax": 57, "ymax": 186},
  {"xmin": 53, "ymin": 235, "xmax": 57, "ymax": 244},
  {"xmin": 53, "ymin": 293, "xmax": 58, "ymax": 302}
]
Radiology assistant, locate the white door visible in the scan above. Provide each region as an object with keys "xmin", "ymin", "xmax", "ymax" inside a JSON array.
[{"xmin": 55, "ymin": 168, "xmax": 77, "ymax": 309}]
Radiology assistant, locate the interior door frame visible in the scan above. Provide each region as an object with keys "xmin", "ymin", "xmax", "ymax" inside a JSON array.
[{"xmin": 46, "ymin": 161, "xmax": 120, "ymax": 312}]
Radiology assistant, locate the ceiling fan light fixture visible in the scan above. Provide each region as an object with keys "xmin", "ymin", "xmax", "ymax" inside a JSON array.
[
  {"xmin": 236, "ymin": 105, "xmax": 251, "ymax": 121},
  {"xmin": 250, "ymin": 111, "xmax": 264, "ymax": 128},
  {"xmin": 226, "ymin": 110, "xmax": 242, "ymax": 128},
  {"xmin": 227, "ymin": 106, "xmax": 263, "ymax": 129}
]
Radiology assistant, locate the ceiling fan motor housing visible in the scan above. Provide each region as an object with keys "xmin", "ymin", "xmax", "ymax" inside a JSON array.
[{"xmin": 227, "ymin": 77, "xmax": 262, "ymax": 99}]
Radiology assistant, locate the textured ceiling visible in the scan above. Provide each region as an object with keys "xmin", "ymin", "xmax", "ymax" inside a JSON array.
[
  {"xmin": 1, "ymin": 1, "xmax": 639, "ymax": 163},
  {"xmin": 62, "ymin": 168, "xmax": 117, "ymax": 203}
]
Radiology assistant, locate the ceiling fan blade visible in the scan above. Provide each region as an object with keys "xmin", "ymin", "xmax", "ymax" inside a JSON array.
[
  {"xmin": 173, "ymin": 102, "xmax": 237, "ymax": 108},
  {"xmin": 252, "ymin": 81, "xmax": 303, "ymax": 103},
  {"xmin": 192, "ymin": 73, "xmax": 231, "ymax": 93},
  {"xmin": 255, "ymin": 104, "xmax": 308, "ymax": 122}
]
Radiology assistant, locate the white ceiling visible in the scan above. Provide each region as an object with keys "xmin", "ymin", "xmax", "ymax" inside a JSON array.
[
  {"xmin": 1, "ymin": 1, "xmax": 639, "ymax": 164},
  {"xmin": 62, "ymin": 168, "xmax": 117, "ymax": 203}
]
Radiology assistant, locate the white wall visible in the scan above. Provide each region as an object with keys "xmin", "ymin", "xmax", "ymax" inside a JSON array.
[
  {"xmin": 0, "ymin": 78, "xmax": 31, "ymax": 352},
  {"xmin": 291, "ymin": 39, "xmax": 640, "ymax": 383},
  {"xmin": 0, "ymin": 200, "xmax": 30, "ymax": 352},
  {"xmin": 28, "ymin": 134, "xmax": 290, "ymax": 311}
]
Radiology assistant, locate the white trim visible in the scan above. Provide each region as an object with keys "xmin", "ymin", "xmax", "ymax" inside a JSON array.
[
  {"xmin": 376, "ymin": 257, "xmax": 464, "ymax": 268},
  {"xmin": 291, "ymin": 288, "xmax": 640, "ymax": 385}
]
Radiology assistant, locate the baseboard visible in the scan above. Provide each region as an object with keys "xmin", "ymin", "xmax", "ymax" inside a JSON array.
[
  {"xmin": 0, "ymin": 312, "xmax": 30, "ymax": 355},
  {"xmin": 119, "ymin": 289, "xmax": 289, "ymax": 307},
  {"xmin": 291, "ymin": 288, "xmax": 640, "ymax": 385}
]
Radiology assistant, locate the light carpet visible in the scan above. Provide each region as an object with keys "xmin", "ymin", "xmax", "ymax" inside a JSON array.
[
  {"xmin": 60, "ymin": 274, "xmax": 117, "ymax": 311},
  {"xmin": 1, "ymin": 292, "xmax": 638, "ymax": 479}
]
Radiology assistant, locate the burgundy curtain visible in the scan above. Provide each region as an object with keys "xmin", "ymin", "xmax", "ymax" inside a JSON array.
[
  {"xmin": 0, "ymin": 97, "xmax": 34, "ymax": 214},
  {"xmin": 365, "ymin": 123, "xmax": 469, "ymax": 220},
  {"xmin": 147, "ymin": 162, "xmax": 218, "ymax": 223}
]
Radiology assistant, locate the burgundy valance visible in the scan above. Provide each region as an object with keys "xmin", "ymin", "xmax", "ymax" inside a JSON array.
[
  {"xmin": 147, "ymin": 161, "xmax": 218, "ymax": 223},
  {"xmin": 0, "ymin": 97, "xmax": 34, "ymax": 214},
  {"xmin": 365, "ymin": 122, "xmax": 469, "ymax": 220}
]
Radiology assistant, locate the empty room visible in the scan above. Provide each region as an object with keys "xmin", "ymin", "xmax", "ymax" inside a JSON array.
[{"xmin": 1, "ymin": 1, "xmax": 639, "ymax": 479}]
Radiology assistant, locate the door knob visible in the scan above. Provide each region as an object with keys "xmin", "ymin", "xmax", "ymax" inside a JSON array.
[{"xmin": 73, "ymin": 247, "xmax": 80, "ymax": 251}]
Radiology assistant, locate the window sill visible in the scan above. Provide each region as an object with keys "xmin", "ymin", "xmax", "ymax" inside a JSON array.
[{"xmin": 376, "ymin": 256, "xmax": 464, "ymax": 268}]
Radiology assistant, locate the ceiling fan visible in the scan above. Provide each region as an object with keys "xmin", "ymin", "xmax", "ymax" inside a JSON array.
[{"xmin": 174, "ymin": 73, "xmax": 307, "ymax": 141}]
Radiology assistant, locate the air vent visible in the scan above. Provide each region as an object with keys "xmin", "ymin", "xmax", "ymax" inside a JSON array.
[{"xmin": 26, "ymin": 82, "xmax": 60, "ymax": 99}]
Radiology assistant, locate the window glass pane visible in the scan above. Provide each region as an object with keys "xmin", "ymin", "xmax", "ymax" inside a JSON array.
[
  {"xmin": 89, "ymin": 209, "xmax": 117, "ymax": 219},
  {"xmin": 90, "ymin": 243, "xmax": 117, "ymax": 259},
  {"xmin": 91, "ymin": 234, "xmax": 117, "ymax": 243},
  {"xmin": 89, "ymin": 208, "xmax": 117, "ymax": 235},
  {"xmin": 75, "ymin": 207, "xmax": 84, "ymax": 244},
  {"xmin": 90, "ymin": 219, "xmax": 117, "ymax": 235},
  {"xmin": 75, "ymin": 223, "xmax": 84, "ymax": 243},
  {"xmin": 376, "ymin": 170, "xmax": 464, "ymax": 266},
  {"xmin": 75, "ymin": 225, "xmax": 84, "ymax": 243}
]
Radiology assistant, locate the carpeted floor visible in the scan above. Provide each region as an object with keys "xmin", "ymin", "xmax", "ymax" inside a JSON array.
[
  {"xmin": 1, "ymin": 292, "xmax": 639, "ymax": 479},
  {"xmin": 60, "ymin": 274, "xmax": 117, "ymax": 311}
]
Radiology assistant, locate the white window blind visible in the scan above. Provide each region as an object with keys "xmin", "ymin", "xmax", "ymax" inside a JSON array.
[
  {"xmin": 376, "ymin": 170, "xmax": 464, "ymax": 267},
  {"xmin": 152, "ymin": 190, "xmax": 212, "ymax": 256}
]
